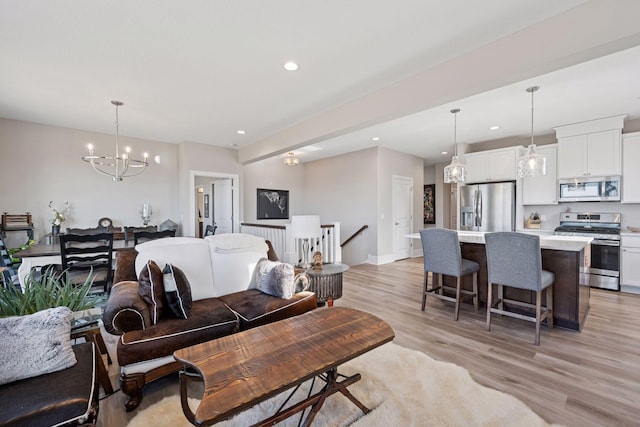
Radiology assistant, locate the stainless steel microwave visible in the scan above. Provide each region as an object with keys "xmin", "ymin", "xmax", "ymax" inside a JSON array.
[{"xmin": 558, "ymin": 176, "xmax": 620, "ymax": 202}]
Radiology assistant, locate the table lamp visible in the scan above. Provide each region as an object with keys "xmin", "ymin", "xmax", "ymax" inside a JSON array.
[{"xmin": 291, "ymin": 215, "xmax": 321, "ymax": 269}]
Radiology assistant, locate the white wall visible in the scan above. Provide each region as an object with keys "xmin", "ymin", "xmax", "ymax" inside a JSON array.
[
  {"xmin": 376, "ymin": 147, "xmax": 424, "ymax": 261},
  {"xmin": 242, "ymin": 155, "xmax": 306, "ymax": 225},
  {"xmin": 303, "ymin": 148, "xmax": 378, "ymax": 265},
  {"xmin": 0, "ymin": 118, "xmax": 178, "ymax": 245}
]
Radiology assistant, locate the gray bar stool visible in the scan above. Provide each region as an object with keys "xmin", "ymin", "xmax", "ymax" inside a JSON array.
[
  {"xmin": 484, "ymin": 232, "xmax": 554, "ymax": 345},
  {"xmin": 419, "ymin": 228, "xmax": 479, "ymax": 320}
]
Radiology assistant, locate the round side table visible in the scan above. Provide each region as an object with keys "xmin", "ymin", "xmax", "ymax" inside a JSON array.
[{"xmin": 305, "ymin": 263, "xmax": 349, "ymax": 306}]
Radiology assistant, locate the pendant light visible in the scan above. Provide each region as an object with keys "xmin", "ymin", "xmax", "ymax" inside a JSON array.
[
  {"xmin": 444, "ymin": 108, "xmax": 467, "ymax": 183},
  {"xmin": 82, "ymin": 100, "xmax": 152, "ymax": 182},
  {"xmin": 284, "ymin": 152, "xmax": 300, "ymax": 166},
  {"xmin": 517, "ymin": 86, "xmax": 547, "ymax": 178}
]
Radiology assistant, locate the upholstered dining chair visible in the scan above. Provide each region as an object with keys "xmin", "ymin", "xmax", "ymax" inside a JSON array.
[
  {"xmin": 484, "ymin": 232, "xmax": 554, "ymax": 345},
  {"xmin": 419, "ymin": 228, "xmax": 479, "ymax": 320},
  {"xmin": 133, "ymin": 229, "xmax": 176, "ymax": 245},
  {"xmin": 59, "ymin": 232, "xmax": 114, "ymax": 294}
]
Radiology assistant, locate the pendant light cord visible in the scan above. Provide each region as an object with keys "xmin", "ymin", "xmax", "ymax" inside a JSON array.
[
  {"xmin": 451, "ymin": 108, "xmax": 460, "ymax": 156},
  {"xmin": 526, "ymin": 86, "xmax": 539, "ymax": 147}
]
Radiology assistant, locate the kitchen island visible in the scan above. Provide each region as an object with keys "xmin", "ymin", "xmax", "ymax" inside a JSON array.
[{"xmin": 410, "ymin": 231, "xmax": 591, "ymax": 331}]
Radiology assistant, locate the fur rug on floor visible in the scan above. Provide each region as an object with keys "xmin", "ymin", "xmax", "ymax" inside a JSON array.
[{"xmin": 127, "ymin": 342, "xmax": 556, "ymax": 427}]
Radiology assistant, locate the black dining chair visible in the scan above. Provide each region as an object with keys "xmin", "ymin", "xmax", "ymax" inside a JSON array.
[
  {"xmin": 133, "ymin": 229, "xmax": 176, "ymax": 246},
  {"xmin": 204, "ymin": 224, "xmax": 217, "ymax": 237},
  {"xmin": 59, "ymin": 232, "xmax": 114, "ymax": 294},
  {"xmin": 124, "ymin": 225, "xmax": 157, "ymax": 243}
]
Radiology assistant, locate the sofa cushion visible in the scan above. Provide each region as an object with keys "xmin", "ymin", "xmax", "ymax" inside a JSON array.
[
  {"xmin": 162, "ymin": 264, "xmax": 193, "ymax": 319},
  {"xmin": 138, "ymin": 260, "xmax": 165, "ymax": 325},
  {"xmin": 206, "ymin": 234, "xmax": 268, "ymax": 296},
  {"xmin": 117, "ymin": 297, "xmax": 239, "ymax": 366},
  {"xmin": 135, "ymin": 237, "xmax": 216, "ymax": 301},
  {"xmin": 219, "ymin": 289, "xmax": 317, "ymax": 330},
  {"xmin": 0, "ymin": 307, "xmax": 76, "ymax": 386},
  {"xmin": 0, "ymin": 342, "xmax": 98, "ymax": 427},
  {"xmin": 250, "ymin": 258, "xmax": 295, "ymax": 299}
]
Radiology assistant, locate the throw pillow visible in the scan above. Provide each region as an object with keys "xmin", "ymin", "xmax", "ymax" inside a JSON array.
[
  {"xmin": 250, "ymin": 258, "xmax": 295, "ymax": 299},
  {"xmin": 162, "ymin": 264, "xmax": 193, "ymax": 319},
  {"xmin": 0, "ymin": 307, "xmax": 76, "ymax": 385},
  {"xmin": 138, "ymin": 260, "xmax": 165, "ymax": 325}
]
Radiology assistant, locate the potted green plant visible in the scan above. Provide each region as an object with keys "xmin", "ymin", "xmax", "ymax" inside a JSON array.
[{"xmin": 0, "ymin": 268, "xmax": 103, "ymax": 317}]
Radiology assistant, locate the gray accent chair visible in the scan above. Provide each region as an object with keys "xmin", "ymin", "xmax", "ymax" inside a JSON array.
[
  {"xmin": 419, "ymin": 228, "xmax": 479, "ymax": 320},
  {"xmin": 484, "ymin": 232, "xmax": 554, "ymax": 345}
]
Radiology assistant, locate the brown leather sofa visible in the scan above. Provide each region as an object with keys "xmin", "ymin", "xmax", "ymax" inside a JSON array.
[{"xmin": 102, "ymin": 234, "xmax": 316, "ymax": 411}]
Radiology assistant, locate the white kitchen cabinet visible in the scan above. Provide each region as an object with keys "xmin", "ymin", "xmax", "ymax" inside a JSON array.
[
  {"xmin": 557, "ymin": 129, "xmax": 621, "ymax": 178},
  {"xmin": 622, "ymin": 132, "xmax": 640, "ymax": 203},
  {"xmin": 464, "ymin": 147, "xmax": 520, "ymax": 183},
  {"xmin": 555, "ymin": 115, "xmax": 625, "ymax": 179},
  {"xmin": 521, "ymin": 144, "xmax": 558, "ymax": 205},
  {"xmin": 621, "ymin": 234, "xmax": 640, "ymax": 294}
]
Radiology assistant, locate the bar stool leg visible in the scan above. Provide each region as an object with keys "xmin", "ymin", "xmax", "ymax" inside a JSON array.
[
  {"xmin": 472, "ymin": 272, "xmax": 478, "ymax": 311},
  {"xmin": 535, "ymin": 291, "xmax": 542, "ymax": 346},
  {"xmin": 547, "ymin": 286, "xmax": 554, "ymax": 328},
  {"xmin": 421, "ymin": 271, "xmax": 428, "ymax": 311},
  {"xmin": 486, "ymin": 281, "xmax": 493, "ymax": 331},
  {"xmin": 454, "ymin": 277, "xmax": 461, "ymax": 321}
]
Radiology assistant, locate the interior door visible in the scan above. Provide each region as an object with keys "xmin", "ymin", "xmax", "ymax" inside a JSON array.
[
  {"xmin": 213, "ymin": 178, "xmax": 233, "ymax": 234},
  {"xmin": 392, "ymin": 175, "xmax": 413, "ymax": 260}
]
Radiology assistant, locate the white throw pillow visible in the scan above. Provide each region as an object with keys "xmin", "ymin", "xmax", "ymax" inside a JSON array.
[{"xmin": 0, "ymin": 307, "xmax": 76, "ymax": 385}]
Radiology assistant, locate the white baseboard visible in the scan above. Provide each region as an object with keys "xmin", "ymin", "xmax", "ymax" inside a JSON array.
[{"xmin": 367, "ymin": 253, "xmax": 398, "ymax": 265}]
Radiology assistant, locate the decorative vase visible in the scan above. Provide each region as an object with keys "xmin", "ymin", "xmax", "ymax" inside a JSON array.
[{"xmin": 51, "ymin": 225, "xmax": 60, "ymax": 235}]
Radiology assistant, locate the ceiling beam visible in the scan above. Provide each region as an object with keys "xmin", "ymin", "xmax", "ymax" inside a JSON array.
[{"xmin": 239, "ymin": 0, "xmax": 640, "ymax": 164}]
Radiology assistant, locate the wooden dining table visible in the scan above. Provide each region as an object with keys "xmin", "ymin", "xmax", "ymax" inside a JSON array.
[{"xmin": 13, "ymin": 239, "xmax": 135, "ymax": 289}]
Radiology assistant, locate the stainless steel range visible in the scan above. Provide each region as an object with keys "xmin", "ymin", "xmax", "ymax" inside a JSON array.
[{"xmin": 555, "ymin": 212, "xmax": 621, "ymax": 291}]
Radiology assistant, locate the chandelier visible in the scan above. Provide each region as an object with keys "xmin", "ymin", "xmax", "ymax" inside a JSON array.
[
  {"xmin": 443, "ymin": 108, "xmax": 467, "ymax": 183},
  {"xmin": 82, "ymin": 100, "xmax": 149, "ymax": 182},
  {"xmin": 517, "ymin": 86, "xmax": 547, "ymax": 178},
  {"xmin": 284, "ymin": 152, "xmax": 300, "ymax": 166}
]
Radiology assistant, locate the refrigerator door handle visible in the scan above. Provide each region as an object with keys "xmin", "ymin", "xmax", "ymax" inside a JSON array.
[
  {"xmin": 477, "ymin": 190, "xmax": 483, "ymax": 228},
  {"xmin": 473, "ymin": 189, "xmax": 478, "ymax": 227}
]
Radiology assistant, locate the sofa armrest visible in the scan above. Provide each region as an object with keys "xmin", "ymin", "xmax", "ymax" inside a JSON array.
[
  {"xmin": 102, "ymin": 281, "xmax": 151, "ymax": 335},
  {"xmin": 265, "ymin": 240, "xmax": 279, "ymax": 261},
  {"xmin": 113, "ymin": 249, "xmax": 138, "ymax": 283}
]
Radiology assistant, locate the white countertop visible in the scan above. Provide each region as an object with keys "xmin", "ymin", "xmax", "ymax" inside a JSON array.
[{"xmin": 407, "ymin": 231, "xmax": 592, "ymax": 252}]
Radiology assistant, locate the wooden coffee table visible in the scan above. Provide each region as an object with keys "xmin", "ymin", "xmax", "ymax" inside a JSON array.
[{"xmin": 173, "ymin": 307, "xmax": 395, "ymax": 426}]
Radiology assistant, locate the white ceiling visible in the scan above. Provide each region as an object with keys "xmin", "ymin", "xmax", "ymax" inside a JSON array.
[{"xmin": 2, "ymin": 1, "xmax": 640, "ymax": 166}]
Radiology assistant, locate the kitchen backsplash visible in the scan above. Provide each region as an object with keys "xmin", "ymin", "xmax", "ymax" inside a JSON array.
[{"xmin": 522, "ymin": 202, "xmax": 640, "ymax": 231}]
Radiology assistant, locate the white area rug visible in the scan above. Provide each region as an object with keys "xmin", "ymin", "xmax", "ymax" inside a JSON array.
[{"xmin": 127, "ymin": 343, "xmax": 555, "ymax": 427}]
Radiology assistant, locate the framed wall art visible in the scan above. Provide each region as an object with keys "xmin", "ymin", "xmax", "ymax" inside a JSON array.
[
  {"xmin": 423, "ymin": 184, "xmax": 435, "ymax": 225},
  {"xmin": 203, "ymin": 194, "xmax": 209, "ymax": 218},
  {"xmin": 257, "ymin": 188, "xmax": 289, "ymax": 220}
]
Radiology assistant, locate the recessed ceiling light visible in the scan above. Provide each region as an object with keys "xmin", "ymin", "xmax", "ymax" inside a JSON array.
[
  {"xmin": 283, "ymin": 61, "xmax": 299, "ymax": 71},
  {"xmin": 372, "ymin": 137, "xmax": 380, "ymax": 141},
  {"xmin": 441, "ymin": 151, "xmax": 448, "ymax": 155},
  {"xmin": 237, "ymin": 130, "xmax": 246, "ymax": 135},
  {"xmin": 489, "ymin": 125, "xmax": 500, "ymax": 130}
]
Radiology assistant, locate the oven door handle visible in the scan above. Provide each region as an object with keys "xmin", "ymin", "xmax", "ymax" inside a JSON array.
[{"xmin": 591, "ymin": 239, "xmax": 620, "ymax": 246}]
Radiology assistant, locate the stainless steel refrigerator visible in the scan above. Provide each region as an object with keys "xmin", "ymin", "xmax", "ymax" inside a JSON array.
[{"xmin": 459, "ymin": 181, "xmax": 516, "ymax": 232}]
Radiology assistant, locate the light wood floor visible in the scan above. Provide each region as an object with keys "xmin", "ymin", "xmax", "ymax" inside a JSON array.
[{"xmin": 98, "ymin": 258, "xmax": 640, "ymax": 426}]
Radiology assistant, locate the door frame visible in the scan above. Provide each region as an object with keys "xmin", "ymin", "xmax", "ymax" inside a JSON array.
[
  {"xmin": 188, "ymin": 171, "xmax": 239, "ymax": 237},
  {"xmin": 392, "ymin": 174, "xmax": 413, "ymax": 261}
]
